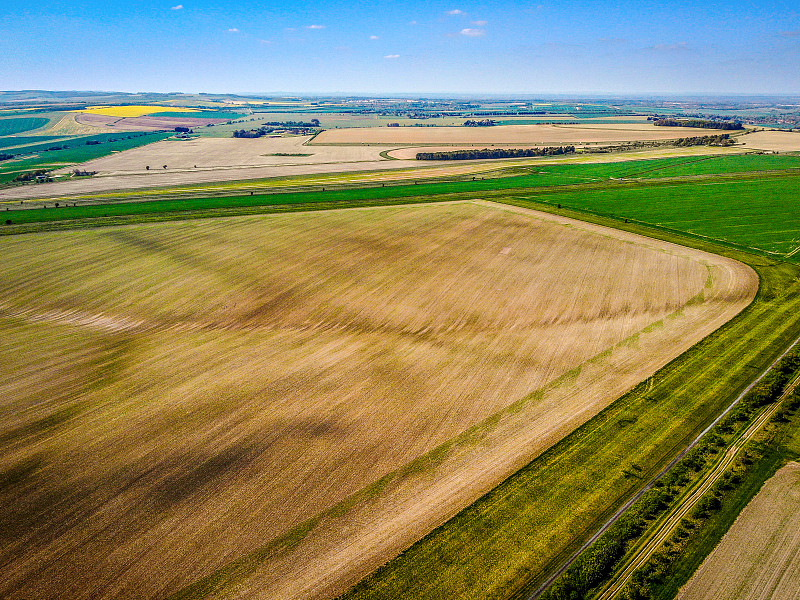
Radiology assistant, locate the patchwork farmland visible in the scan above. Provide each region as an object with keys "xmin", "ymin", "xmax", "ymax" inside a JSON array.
[{"xmin": 0, "ymin": 201, "xmax": 755, "ymax": 600}]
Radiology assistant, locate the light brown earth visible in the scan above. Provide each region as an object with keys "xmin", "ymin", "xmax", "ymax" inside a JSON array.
[
  {"xmin": 0, "ymin": 201, "xmax": 756, "ymax": 600},
  {"xmin": 739, "ymin": 129, "xmax": 800, "ymax": 152},
  {"xmin": 677, "ymin": 461, "xmax": 800, "ymax": 600},
  {"xmin": 53, "ymin": 136, "xmax": 393, "ymax": 175},
  {"xmin": 0, "ymin": 145, "xmax": 743, "ymax": 203},
  {"xmin": 313, "ymin": 123, "xmax": 724, "ymax": 145},
  {"xmin": 74, "ymin": 113, "xmax": 230, "ymax": 131}
]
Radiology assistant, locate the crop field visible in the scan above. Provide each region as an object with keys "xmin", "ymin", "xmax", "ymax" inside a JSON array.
[
  {"xmin": 313, "ymin": 123, "xmax": 724, "ymax": 145},
  {"xmin": 79, "ymin": 105, "xmax": 201, "ymax": 117},
  {"xmin": 676, "ymin": 461, "xmax": 800, "ymax": 600},
  {"xmin": 0, "ymin": 117, "xmax": 50, "ymax": 136},
  {"xmin": 52, "ymin": 136, "xmax": 392, "ymax": 175},
  {"xmin": 530, "ymin": 175, "xmax": 800, "ymax": 259},
  {"xmin": 0, "ymin": 136, "xmax": 63, "ymax": 150},
  {"xmin": 0, "ymin": 201, "xmax": 755, "ymax": 600},
  {"xmin": 739, "ymin": 129, "xmax": 800, "ymax": 152}
]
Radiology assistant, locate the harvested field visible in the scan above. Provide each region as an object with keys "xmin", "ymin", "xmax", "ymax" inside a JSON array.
[
  {"xmin": 54, "ymin": 136, "xmax": 391, "ymax": 175},
  {"xmin": 313, "ymin": 123, "xmax": 724, "ymax": 145},
  {"xmin": 0, "ymin": 201, "xmax": 756, "ymax": 600},
  {"xmin": 75, "ymin": 113, "xmax": 230, "ymax": 131},
  {"xmin": 0, "ymin": 145, "xmax": 743, "ymax": 202},
  {"xmin": 677, "ymin": 462, "xmax": 800, "ymax": 600},
  {"xmin": 739, "ymin": 129, "xmax": 800, "ymax": 152}
]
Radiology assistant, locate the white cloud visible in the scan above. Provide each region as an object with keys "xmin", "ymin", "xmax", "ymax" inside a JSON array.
[
  {"xmin": 447, "ymin": 9, "xmax": 464, "ymax": 15},
  {"xmin": 227, "ymin": 28, "xmax": 239, "ymax": 33},
  {"xmin": 460, "ymin": 28, "xmax": 485, "ymax": 37},
  {"xmin": 306, "ymin": 24, "xmax": 326, "ymax": 29},
  {"xmin": 384, "ymin": 54, "xmax": 400, "ymax": 59},
  {"xmin": 171, "ymin": 4, "xmax": 183, "ymax": 9},
  {"xmin": 472, "ymin": 20, "xmax": 487, "ymax": 26},
  {"xmin": 648, "ymin": 41, "xmax": 689, "ymax": 52},
  {"xmin": 260, "ymin": 39, "xmax": 272, "ymax": 45},
  {"xmin": 408, "ymin": 20, "xmax": 418, "ymax": 25},
  {"xmin": 370, "ymin": 35, "xmax": 379, "ymax": 40}
]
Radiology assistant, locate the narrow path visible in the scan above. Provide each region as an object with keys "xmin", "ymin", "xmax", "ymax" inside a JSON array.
[
  {"xmin": 595, "ymin": 376, "xmax": 798, "ymax": 599},
  {"xmin": 528, "ymin": 332, "xmax": 800, "ymax": 599}
]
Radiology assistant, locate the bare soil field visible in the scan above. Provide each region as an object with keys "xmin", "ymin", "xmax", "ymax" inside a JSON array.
[
  {"xmin": 0, "ymin": 145, "xmax": 742, "ymax": 202},
  {"xmin": 75, "ymin": 113, "xmax": 230, "ymax": 131},
  {"xmin": 53, "ymin": 136, "xmax": 392, "ymax": 175},
  {"xmin": 0, "ymin": 201, "xmax": 756, "ymax": 600},
  {"xmin": 677, "ymin": 461, "xmax": 800, "ymax": 600},
  {"xmin": 739, "ymin": 129, "xmax": 800, "ymax": 152},
  {"xmin": 313, "ymin": 123, "xmax": 721, "ymax": 145}
]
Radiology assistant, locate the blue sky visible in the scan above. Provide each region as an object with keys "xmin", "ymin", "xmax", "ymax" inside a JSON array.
[{"xmin": 2, "ymin": 0, "xmax": 799, "ymax": 94}]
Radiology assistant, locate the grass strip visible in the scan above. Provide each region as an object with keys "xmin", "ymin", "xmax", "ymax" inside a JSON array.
[{"xmin": 620, "ymin": 387, "xmax": 800, "ymax": 600}]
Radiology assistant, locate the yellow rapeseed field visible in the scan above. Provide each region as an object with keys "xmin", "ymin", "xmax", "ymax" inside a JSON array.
[{"xmin": 78, "ymin": 105, "xmax": 199, "ymax": 117}]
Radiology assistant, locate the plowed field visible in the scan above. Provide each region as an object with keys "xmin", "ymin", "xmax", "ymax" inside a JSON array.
[{"xmin": 0, "ymin": 201, "xmax": 756, "ymax": 600}]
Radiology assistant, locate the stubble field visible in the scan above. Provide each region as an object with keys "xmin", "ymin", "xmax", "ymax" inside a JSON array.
[
  {"xmin": 677, "ymin": 461, "xmax": 800, "ymax": 600},
  {"xmin": 0, "ymin": 201, "xmax": 756, "ymax": 600},
  {"xmin": 312, "ymin": 123, "xmax": 723, "ymax": 145}
]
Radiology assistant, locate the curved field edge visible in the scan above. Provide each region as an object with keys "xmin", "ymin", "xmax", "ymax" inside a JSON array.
[
  {"xmin": 156, "ymin": 204, "xmax": 755, "ymax": 600},
  {"xmin": 330, "ymin": 207, "xmax": 800, "ymax": 600}
]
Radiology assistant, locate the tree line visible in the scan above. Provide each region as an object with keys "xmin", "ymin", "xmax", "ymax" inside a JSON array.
[
  {"xmin": 541, "ymin": 351, "xmax": 800, "ymax": 600},
  {"xmin": 463, "ymin": 119, "xmax": 496, "ymax": 127},
  {"xmin": 232, "ymin": 120, "xmax": 320, "ymax": 138},
  {"xmin": 416, "ymin": 146, "xmax": 575, "ymax": 160},
  {"xmin": 654, "ymin": 118, "xmax": 743, "ymax": 130},
  {"xmin": 674, "ymin": 133, "xmax": 735, "ymax": 146}
]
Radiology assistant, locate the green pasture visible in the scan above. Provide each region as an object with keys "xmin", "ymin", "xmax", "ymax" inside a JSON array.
[
  {"xmin": 0, "ymin": 132, "xmax": 173, "ymax": 179},
  {"xmin": 0, "ymin": 117, "xmax": 49, "ymax": 135},
  {"xmin": 0, "ymin": 136, "xmax": 63, "ymax": 150},
  {"xmin": 531, "ymin": 176, "xmax": 800, "ymax": 258}
]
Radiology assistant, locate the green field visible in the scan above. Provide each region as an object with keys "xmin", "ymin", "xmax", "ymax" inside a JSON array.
[
  {"xmin": 0, "ymin": 131, "xmax": 173, "ymax": 181},
  {"xmin": 0, "ymin": 136, "xmax": 63, "ymax": 150},
  {"xmin": 528, "ymin": 177, "xmax": 800, "ymax": 258},
  {"xmin": 0, "ymin": 117, "xmax": 49, "ymax": 135}
]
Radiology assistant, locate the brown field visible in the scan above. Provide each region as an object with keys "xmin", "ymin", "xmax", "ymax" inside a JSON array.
[
  {"xmin": 0, "ymin": 201, "xmax": 756, "ymax": 600},
  {"xmin": 677, "ymin": 462, "xmax": 800, "ymax": 600},
  {"xmin": 53, "ymin": 136, "xmax": 392, "ymax": 175},
  {"xmin": 312, "ymin": 123, "xmax": 723, "ymax": 145},
  {"xmin": 739, "ymin": 129, "xmax": 800, "ymax": 152},
  {"xmin": 75, "ymin": 112, "xmax": 230, "ymax": 131},
  {"xmin": 0, "ymin": 145, "xmax": 743, "ymax": 203}
]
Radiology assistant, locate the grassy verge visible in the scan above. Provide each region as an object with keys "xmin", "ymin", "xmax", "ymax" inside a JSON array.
[
  {"xmin": 539, "ymin": 353, "xmax": 800, "ymax": 600},
  {"xmin": 618, "ymin": 384, "xmax": 800, "ymax": 600}
]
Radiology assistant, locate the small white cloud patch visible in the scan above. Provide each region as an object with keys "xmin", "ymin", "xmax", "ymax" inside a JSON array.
[
  {"xmin": 227, "ymin": 28, "xmax": 239, "ymax": 33},
  {"xmin": 384, "ymin": 54, "xmax": 400, "ymax": 59},
  {"xmin": 460, "ymin": 28, "xmax": 485, "ymax": 37},
  {"xmin": 306, "ymin": 24, "xmax": 326, "ymax": 29},
  {"xmin": 370, "ymin": 35, "xmax": 379, "ymax": 40},
  {"xmin": 171, "ymin": 4, "xmax": 183, "ymax": 10},
  {"xmin": 472, "ymin": 20, "xmax": 487, "ymax": 26},
  {"xmin": 447, "ymin": 9, "xmax": 464, "ymax": 15}
]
